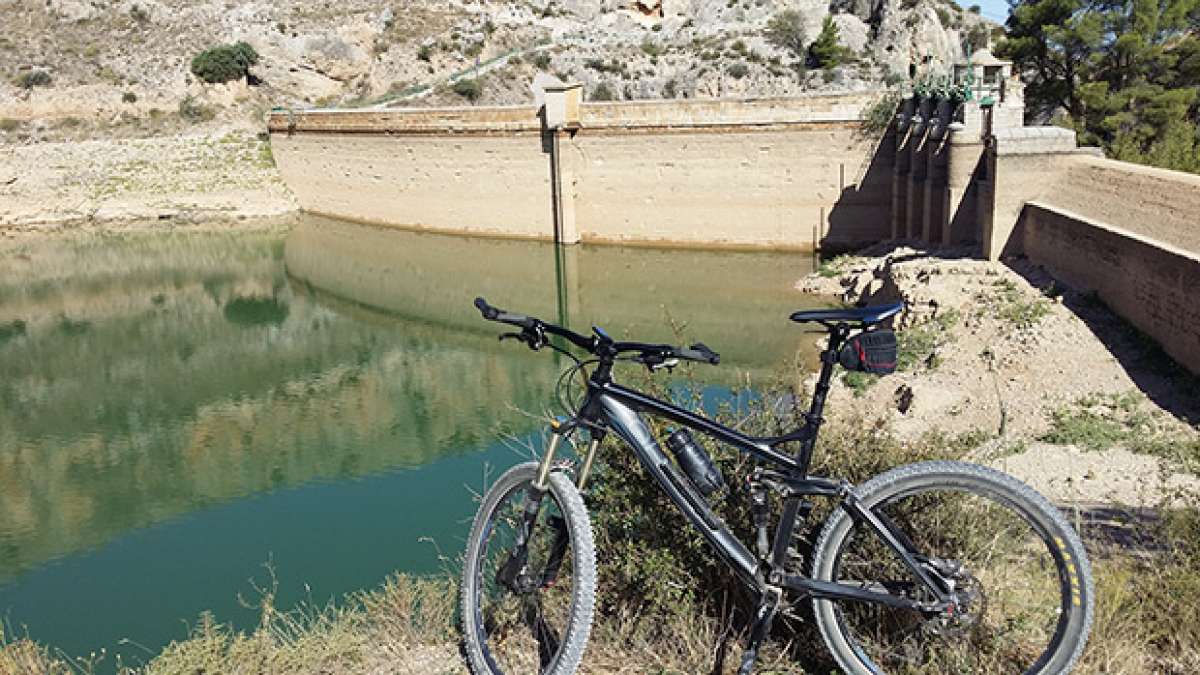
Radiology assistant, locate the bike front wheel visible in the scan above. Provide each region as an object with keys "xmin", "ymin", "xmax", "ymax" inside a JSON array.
[
  {"xmin": 461, "ymin": 462, "xmax": 596, "ymax": 675},
  {"xmin": 811, "ymin": 461, "xmax": 1093, "ymax": 675}
]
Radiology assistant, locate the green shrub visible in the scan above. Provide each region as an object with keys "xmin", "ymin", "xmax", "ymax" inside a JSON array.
[
  {"xmin": 589, "ymin": 82, "xmax": 615, "ymax": 101},
  {"xmin": 640, "ymin": 39, "xmax": 663, "ymax": 57},
  {"xmin": 121, "ymin": 91, "xmax": 138, "ymax": 103},
  {"xmin": 861, "ymin": 91, "xmax": 902, "ymax": 135},
  {"xmin": 14, "ymin": 70, "xmax": 51, "ymax": 89},
  {"xmin": 190, "ymin": 42, "xmax": 259, "ymax": 84},
  {"xmin": 662, "ymin": 78, "xmax": 678, "ymax": 98},
  {"xmin": 765, "ymin": 10, "xmax": 806, "ymax": 59},
  {"xmin": 417, "ymin": 44, "xmax": 433, "ymax": 61},
  {"xmin": 808, "ymin": 17, "xmax": 847, "ymax": 69},
  {"xmin": 451, "ymin": 77, "xmax": 482, "ymax": 102},
  {"xmin": 178, "ymin": 95, "xmax": 215, "ymax": 122},
  {"xmin": 533, "ymin": 52, "xmax": 551, "ymax": 70},
  {"xmin": 727, "ymin": 61, "xmax": 749, "ymax": 79},
  {"xmin": 968, "ymin": 3, "xmax": 982, "ymax": 12},
  {"xmin": 935, "ymin": 6, "xmax": 952, "ymax": 26}
]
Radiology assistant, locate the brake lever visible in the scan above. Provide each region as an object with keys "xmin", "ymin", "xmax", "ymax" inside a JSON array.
[{"xmin": 650, "ymin": 358, "xmax": 679, "ymax": 372}]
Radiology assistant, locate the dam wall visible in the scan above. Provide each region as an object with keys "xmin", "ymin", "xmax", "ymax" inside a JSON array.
[
  {"xmin": 1016, "ymin": 203, "xmax": 1200, "ymax": 374},
  {"xmin": 267, "ymin": 94, "xmax": 891, "ymax": 251}
]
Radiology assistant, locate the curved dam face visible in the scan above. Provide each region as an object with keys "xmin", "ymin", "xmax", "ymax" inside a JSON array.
[{"xmin": 267, "ymin": 95, "xmax": 893, "ymax": 251}]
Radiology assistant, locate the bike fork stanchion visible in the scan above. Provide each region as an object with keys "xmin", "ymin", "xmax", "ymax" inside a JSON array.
[
  {"xmin": 535, "ymin": 430, "xmax": 565, "ymax": 490},
  {"xmin": 737, "ymin": 586, "xmax": 782, "ymax": 675}
]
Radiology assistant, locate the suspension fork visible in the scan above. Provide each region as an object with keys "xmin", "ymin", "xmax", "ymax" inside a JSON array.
[{"xmin": 498, "ymin": 424, "xmax": 569, "ymax": 591}]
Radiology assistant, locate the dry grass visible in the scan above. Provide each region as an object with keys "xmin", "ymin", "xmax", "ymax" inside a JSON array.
[{"xmin": 2, "ymin": 413, "xmax": 1199, "ymax": 675}]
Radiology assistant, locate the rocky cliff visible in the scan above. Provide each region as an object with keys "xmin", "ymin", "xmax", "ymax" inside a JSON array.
[{"xmin": 0, "ymin": 0, "xmax": 997, "ymax": 141}]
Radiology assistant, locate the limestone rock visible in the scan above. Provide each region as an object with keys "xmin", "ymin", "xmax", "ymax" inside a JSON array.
[
  {"xmin": 46, "ymin": 0, "xmax": 101, "ymax": 22},
  {"xmin": 832, "ymin": 13, "xmax": 869, "ymax": 53}
]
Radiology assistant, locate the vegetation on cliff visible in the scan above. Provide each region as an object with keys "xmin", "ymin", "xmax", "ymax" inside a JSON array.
[{"xmin": 1000, "ymin": 0, "xmax": 1200, "ymax": 173}]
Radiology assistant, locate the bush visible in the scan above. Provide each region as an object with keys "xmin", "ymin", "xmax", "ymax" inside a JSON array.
[
  {"xmin": 808, "ymin": 16, "xmax": 847, "ymax": 69},
  {"xmin": 417, "ymin": 44, "xmax": 433, "ymax": 61},
  {"xmin": 178, "ymin": 95, "xmax": 215, "ymax": 122},
  {"xmin": 589, "ymin": 82, "xmax": 615, "ymax": 101},
  {"xmin": 533, "ymin": 52, "xmax": 551, "ymax": 70},
  {"xmin": 640, "ymin": 39, "xmax": 663, "ymax": 57},
  {"xmin": 765, "ymin": 10, "xmax": 806, "ymax": 59},
  {"xmin": 190, "ymin": 42, "xmax": 259, "ymax": 84},
  {"xmin": 861, "ymin": 91, "xmax": 902, "ymax": 135},
  {"xmin": 14, "ymin": 70, "xmax": 51, "ymax": 89},
  {"xmin": 121, "ymin": 91, "xmax": 138, "ymax": 103},
  {"xmin": 451, "ymin": 77, "xmax": 482, "ymax": 102},
  {"xmin": 727, "ymin": 61, "xmax": 749, "ymax": 79},
  {"xmin": 968, "ymin": 3, "xmax": 982, "ymax": 12}
]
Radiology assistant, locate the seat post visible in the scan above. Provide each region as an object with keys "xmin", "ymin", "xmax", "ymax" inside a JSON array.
[{"xmin": 795, "ymin": 323, "xmax": 848, "ymax": 473}]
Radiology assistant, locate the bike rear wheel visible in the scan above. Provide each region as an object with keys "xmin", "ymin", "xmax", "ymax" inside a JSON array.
[
  {"xmin": 461, "ymin": 462, "xmax": 595, "ymax": 675},
  {"xmin": 811, "ymin": 461, "xmax": 1093, "ymax": 674}
]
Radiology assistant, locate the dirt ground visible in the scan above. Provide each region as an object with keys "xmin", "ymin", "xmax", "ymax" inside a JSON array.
[{"xmin": 800, "ymin": 244, "xmax": 1200, "ymax": 507}]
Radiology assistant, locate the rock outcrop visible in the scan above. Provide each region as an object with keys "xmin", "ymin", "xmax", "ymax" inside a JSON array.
[{"xmin": 0, "ymin": 0, "xmax": 997, "ymax": 142}]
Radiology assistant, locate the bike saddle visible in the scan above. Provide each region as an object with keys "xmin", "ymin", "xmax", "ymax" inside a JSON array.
[{"xmin": 789, "ymin": 302, "xmax": 904, "ymax": 326}]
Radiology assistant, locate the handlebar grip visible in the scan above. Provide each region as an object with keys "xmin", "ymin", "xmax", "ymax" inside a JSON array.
[
  {"xmin": 676, "ymin": 342, "xmax": 721, "ymax": 365},
  {"xmin": 474, "ymin": 297, "xmax": 534, "ymax": 328},
  {"xmin": 474, "ymin": 296, "xmax": 499, "ymax": 320}
]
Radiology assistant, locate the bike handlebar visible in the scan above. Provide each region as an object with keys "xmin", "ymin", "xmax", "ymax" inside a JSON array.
[{"xmin": 473, "ymin": 296, "xmax": 720, "ymax": 366}]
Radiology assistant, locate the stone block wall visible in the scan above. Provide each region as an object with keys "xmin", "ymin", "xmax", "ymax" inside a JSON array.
[
  {"xmin": 267, "ymin": 95, "xmax": 892, "ymax": 251},
  {"xmin": 1018, "ymin": 203, "xmax": 1200, "ymax": 374}
]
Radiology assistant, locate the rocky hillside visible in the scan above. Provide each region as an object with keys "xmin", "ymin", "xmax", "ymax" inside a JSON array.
[{"xmin": 0, "ymin": 0, "xmax": 997, "ymax": 142}]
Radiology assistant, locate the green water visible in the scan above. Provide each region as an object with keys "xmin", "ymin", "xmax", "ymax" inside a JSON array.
[{"xmin": 0, "ymin": 217, "xmax": 820, "ymax": 667}]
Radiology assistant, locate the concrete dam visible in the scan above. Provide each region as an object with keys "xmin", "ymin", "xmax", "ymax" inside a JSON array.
[{"xmin": 267, "ymin": 55, "xmax": 1200, "ymax": 374}]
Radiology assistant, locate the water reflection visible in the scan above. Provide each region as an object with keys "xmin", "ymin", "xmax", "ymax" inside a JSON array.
[
  {"xmin": 0, "ymin": 219, "xmax": 819, "ymax": 663},
  {"xmin": 285, "ymin": 216, "xmax": 819, "ymax": 374}
]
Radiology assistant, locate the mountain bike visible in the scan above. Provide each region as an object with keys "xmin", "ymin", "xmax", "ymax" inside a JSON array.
[{"xmin": 460, "ymin": 297, "xmax": 1093, "ymax": 675}]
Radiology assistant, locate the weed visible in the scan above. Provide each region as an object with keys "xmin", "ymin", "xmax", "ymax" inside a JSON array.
[
  {"xmin": 1041, "ymin": 392, "xmax": 1199, "ymax": 470},
  {"xmin": 979, "ymin": 278, "xmax": 1051, "ymax": 329},
  {"xmin": 589, "ymin": 82, "xmax": 616, "ymax": 101},
  {"xmin": 727, "ymin": 61, "xmax": 749, "ymax": 79},
  {"xmin": 451, "ymin": 77, "xmax": 482, "ymax": 102},
  {"xmin": 178, "ymin": 95, "xmax": 216, "ymax": 123},
  {"xmin": 842, "ymin": 370, "xmax": 879, "ymax": 396},
  {"xmin": 14, "ymin": 70, "xmax": 51, "ymax": 89},
  {"xmin": 861, "ymin": 91, "xmax": 902, "ymax": 136}
]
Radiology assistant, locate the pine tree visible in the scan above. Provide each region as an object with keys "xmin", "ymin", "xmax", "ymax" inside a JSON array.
[
  {"xmin": 809, "ymin": 16, "xmax": 846, "ymax": 70},
  {"xmin": 1000, "ymin": 0, "xmax": 1200, "ymax": 173}
]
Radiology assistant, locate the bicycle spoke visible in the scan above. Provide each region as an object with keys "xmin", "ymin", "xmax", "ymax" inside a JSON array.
[
  {"xmin": 832, "ymin": 488, "xmax": 1065, "ymax": 673},
  {"xmin": 475, "ymin": 484, "xmax": 576, "ymax": 673}
]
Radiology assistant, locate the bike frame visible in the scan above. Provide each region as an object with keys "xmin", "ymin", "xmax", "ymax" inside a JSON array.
[{"xmin": 537, "ymin": 326, "xmax": 952, "ymax": 613}]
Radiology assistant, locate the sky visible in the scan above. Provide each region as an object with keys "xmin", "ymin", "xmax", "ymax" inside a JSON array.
[{"xmin": 961, "ymin": 0, "xmax": 1012, "ymax": 24}]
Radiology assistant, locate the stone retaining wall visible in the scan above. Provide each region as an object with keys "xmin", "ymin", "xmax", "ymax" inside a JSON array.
[{"xmin": 1017, "ymin": 202, "xmax": 1200, "ymax": 374}]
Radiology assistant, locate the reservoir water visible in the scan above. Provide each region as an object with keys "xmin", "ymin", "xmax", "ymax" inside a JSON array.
[{"xmin": 0, "ymin": 217, "xmax": 821, "ymax": 667}]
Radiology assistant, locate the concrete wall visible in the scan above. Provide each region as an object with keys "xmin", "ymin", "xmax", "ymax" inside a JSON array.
[
  {"xmin": 985, "ymin": 146, "xmax": 1200, "ymax": 260},
  {"xmin": 267, "ymin": 95, "xmax": 891, "ymax": 251},
  {"xmin": 1017, "ymin": 203, "xmax": 1200, "ymax": 374}
]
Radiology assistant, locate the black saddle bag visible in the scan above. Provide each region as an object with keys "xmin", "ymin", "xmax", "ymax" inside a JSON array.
[{"xmin": 839, "ymin": 329, "xmax": 897, "ymax": 375}]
